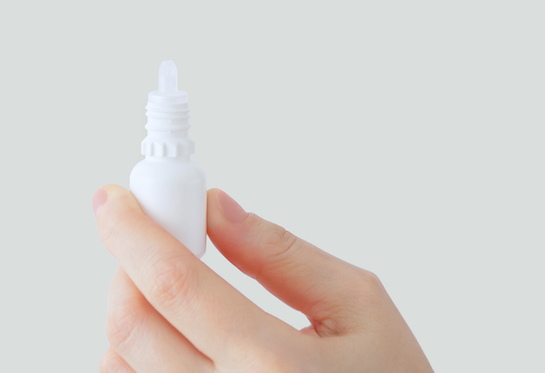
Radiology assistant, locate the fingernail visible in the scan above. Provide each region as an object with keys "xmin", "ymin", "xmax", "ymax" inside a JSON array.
[
  {"xmin": 216, "ymin": 189, "xmax": 248, "ymax": 223},
  {"xmin": 92, "ymin": 186, "xmax": 108, "ymax": 217}
]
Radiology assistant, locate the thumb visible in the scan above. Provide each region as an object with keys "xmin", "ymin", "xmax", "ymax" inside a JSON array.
[{"xmin": 207, "ymin": 188, "xmax": 375, "ymax": 336}]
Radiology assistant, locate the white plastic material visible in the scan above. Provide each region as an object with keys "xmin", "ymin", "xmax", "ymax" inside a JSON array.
[{"xmin": 130, "ymin": 61, "xmax": 207, "ymax": 258}]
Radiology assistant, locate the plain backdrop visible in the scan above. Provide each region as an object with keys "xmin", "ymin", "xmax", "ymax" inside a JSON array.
[{"xmin": 0, "ymin": 1, "xmax": 543, "ymax": 372}]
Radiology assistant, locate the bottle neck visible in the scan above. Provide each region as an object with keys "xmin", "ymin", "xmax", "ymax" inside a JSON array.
[{"xmin": 141, "ymin": 104, "xmax": 195, "ymax": 159}]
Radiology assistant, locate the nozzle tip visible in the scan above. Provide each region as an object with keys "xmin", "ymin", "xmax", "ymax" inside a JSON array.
[{"xmin": 158, "ymin": 60, "xmax": 178, "ymax": 93}]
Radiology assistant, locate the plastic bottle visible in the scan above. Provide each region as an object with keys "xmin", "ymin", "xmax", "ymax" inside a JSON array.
[{"xmin": 130, "ymin": 60, "xmax": 207, "ymax": 258}]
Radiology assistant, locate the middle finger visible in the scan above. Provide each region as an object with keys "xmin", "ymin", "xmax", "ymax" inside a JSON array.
[{"xmin": 106, "ymin": 266, "xmax": 214, "ymax": 373}]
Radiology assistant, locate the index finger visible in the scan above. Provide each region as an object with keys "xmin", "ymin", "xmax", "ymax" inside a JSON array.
[{"xmin": 94, "ymin": 185, "xmax": 299, "ymax": 366}]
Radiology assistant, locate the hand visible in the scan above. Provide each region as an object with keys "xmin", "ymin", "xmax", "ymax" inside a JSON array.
[{"xmin": 92, "ymin": 185, "xmax": 433, "ymax": 372}]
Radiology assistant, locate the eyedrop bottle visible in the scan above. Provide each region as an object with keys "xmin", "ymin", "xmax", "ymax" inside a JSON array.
[{"xmin": 130, "ymin": 60, "xmax": 207, "ymax": 258}]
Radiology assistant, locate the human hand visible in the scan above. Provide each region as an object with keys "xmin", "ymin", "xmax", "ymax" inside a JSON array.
[{"xmin": 93, "ymin": 185, "xmax": 433, "ymax": 372}]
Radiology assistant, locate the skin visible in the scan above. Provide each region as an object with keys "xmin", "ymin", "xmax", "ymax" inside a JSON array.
[{"xmin": 93, "ymin": 185, "xmax": 434, "ymax": 373}]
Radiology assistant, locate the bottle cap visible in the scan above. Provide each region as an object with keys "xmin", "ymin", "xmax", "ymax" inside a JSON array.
[{"xmin": 142, "ymin": 61, "xmax": 195, "ymax": 157}]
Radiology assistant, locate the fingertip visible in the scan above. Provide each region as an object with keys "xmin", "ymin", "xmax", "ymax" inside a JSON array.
[
  {"xmin": 207, "ymin": 188, "xmax": 249, "ymax": 230},
  {"xmin": 102, "ymin": 184, "xmax": 131, "ymax": 200},
  {"xmin": 92, "ymin": 186, "xmax": 108, "ymax": 217},
  {"xmin": 216, "ymin": 189, "xmax": 249, "ymax": 223},
  {"xmin": 206, "ymin": 188, "xmax": 219, "ymax": 211},
  {"xmin": 99, "ymin": 184, "xmax": 143, "ymax": 216},
  {"xmin": 95, "ymin": 184, "xmax": 149, "ymax": 249},
  {"xmin": 93, "ymin": 185, "xmax": 133, "ymax": 218},
  {"xmin": 206, "ymin": 188, "xmax": 221, "ymax": 230}
]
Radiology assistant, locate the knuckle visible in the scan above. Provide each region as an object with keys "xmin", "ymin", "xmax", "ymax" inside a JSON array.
[
  {"xmin": 351, "ymin": 268, "xmax": 387, "ymax": 301},
  {"xmin": 254, "ymin": 222, "xmax": 303, "ymax": 280},
  {"xmin": 105, "ymin": 306, "xmax": 145, "ymax": 352},
  {"xmin": 259, "ymin": 222, "xmax": 301, "ymax": 262},
  {"xmin": 359, "ymin": 269, "xmax": 384, "ymax": 290},
  {"xmin": 96, "ymin": 214, "xmax": 122, "ymax": 250},
  {"xmin": 147, "ymin": 256, "xmax": 195, "ymax": 310}
]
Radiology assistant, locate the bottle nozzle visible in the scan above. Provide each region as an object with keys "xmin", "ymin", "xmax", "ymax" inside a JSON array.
[{"xmin": 158, "ymin": 60, "xmax": 178, "ymax": 93}]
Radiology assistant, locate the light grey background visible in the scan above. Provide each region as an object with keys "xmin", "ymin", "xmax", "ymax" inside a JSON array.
[{"xmin": 1, "ymin": 1, "xmax": 543, "ymax": 372}]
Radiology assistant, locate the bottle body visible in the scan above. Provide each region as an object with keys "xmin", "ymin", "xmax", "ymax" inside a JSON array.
[{"xmin": 130, "ymin": 157, "xmax": 207, "ymax": 258}]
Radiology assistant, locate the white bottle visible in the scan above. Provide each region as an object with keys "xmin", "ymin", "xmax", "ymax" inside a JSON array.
[{"xmin": 130, "ymin": 61, "xmax": 207, "ymax": 258}]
